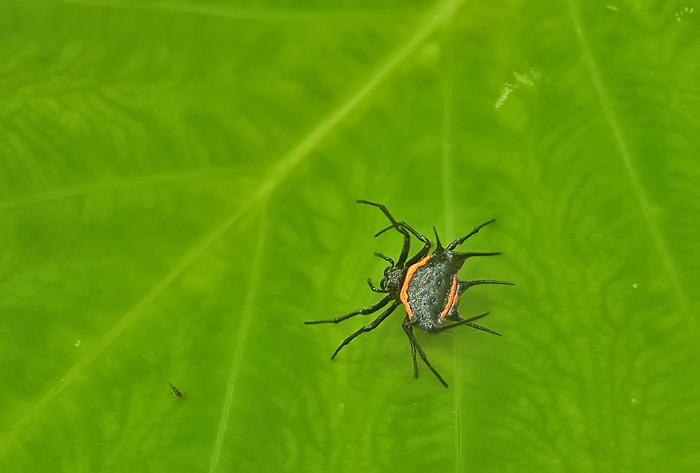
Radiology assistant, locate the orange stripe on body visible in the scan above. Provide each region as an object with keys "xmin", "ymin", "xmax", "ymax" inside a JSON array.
[
  {"xmin": 440, "ymin": 275, "xmax": 459, "ymax": 321},
  {"xmin": 399, "ymin": 255, "xmax": 432, "ymax": 320}
]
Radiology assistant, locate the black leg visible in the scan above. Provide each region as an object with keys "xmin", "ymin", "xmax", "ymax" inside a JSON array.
[
  {"xmin": 357, "ymin": 200, "xmax": 401, "ymax": 228},
  {"xmin": 375, "ymin": 221, "xmax": 428, "ymax": 242},
  {"xmin": 367, "ymin": 278, "xmax": 388, "ymax": 293},
  {"xmin": 402, "ymin": 318, "xmax": 419, "ymax": 378},
  {"xmin": 357, "ymin": 200, "xmax": 413, "ymax": 266},
  {"xmin": 435, "ymin": 311, "xmax": 502, "ymax": 336},
  {"xmin": 375, "ymin": 221, "xmax": 431, "ymax": 267},
  {"xmin": 305, "ymin": 295, "xmax": 392, "ymax": 325},
  {"xmin": 402, "ymin": 224, "xmax": 431, "ymax": 267},
  {"xmin": 374, "ymin": 252, "xmax": 394, "ymax": 266},
  {"xmin": 330, "ymin": 301, "xmax": 400, "ymax": 359},
  {"xmin": 403, "ymin": 321, "xmax": 448, "ymax": 388},
  {"xmin": 446, "ymin": 219, "xmax": 496, "ymax": 251},
  {"xmin": 458, "ymin": 279, "xmax": 514, "ymax": 295},
  {"xmin": 462, "ymin": 322, "xmax": 502, "ymax": 336},
  {"xmin": 443, "ymin": 309, "xmax": 490, "ymax": 324}
]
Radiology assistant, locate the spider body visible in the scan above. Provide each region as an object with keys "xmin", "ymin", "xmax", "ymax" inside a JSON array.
[
  {"xmin": 305, "ymin": 200, "xmax": 513, "ymax": 388},
  {"xmin": 400, "ymin": 250, "xmax": 464, "ymax": 333}
]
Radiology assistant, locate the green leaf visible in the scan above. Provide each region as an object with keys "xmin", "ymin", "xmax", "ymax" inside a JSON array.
[{"xmin": 2, "ymin": 0, "xmax": 699, "ymax": 471}]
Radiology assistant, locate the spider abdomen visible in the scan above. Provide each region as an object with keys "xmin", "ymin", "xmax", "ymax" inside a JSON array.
[{"xmin": 400, "ymin": 250, "xmax": 463, "ymax": 333}]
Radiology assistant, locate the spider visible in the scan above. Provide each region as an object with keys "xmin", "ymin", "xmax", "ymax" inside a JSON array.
[{"xmin": 305, "ymin": 200, "xmax": 513, "ymax": 388}]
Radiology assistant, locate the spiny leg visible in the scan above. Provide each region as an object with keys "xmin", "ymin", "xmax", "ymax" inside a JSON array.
[
  {"xmin": 375, "ymin": 221, "xmax": 431, "ymax": 266},
  {"xmin": 446, "ymin": 219, "xmax": 496, "ymax": 251},
  {"xmin": 402, "ymin": 318, "xmax": 419, "ymax": 379},
  {"xmin": 402, "ymin": 321, "xmax": 448, "ymax": 388},
  {"xmin": 304, "ymin": 295, "xmax": 391, "ymax": 325},
  {"xmin": 375, "ymin": 221, "xmax": 429, "ymax": 244},
  {"xmin": 435, "ymin": 311, "xmax": 502, "ymax": 336},
  {"xmin": 357, "ymin": 200, "xmax": 413, "ymax": 266},
  {"xmin": 463, "ymin": 322, "xmax": 502, "ymax": 336},
  {"xmin": 356, "ymin": 199, "xmax": 402, "ymax": 228},
  {"xmin": 458, "ymin": 279, "xmax": 514, "ymax": 295},
  {"xmin": 367, "ymin": 278, "xmax": 388, "ymax": 293},
  {"xmin": 330, "ymin": 301, "xmax": 400, "ymax": 359},
  {"xmin": 402, "ymin": 323, "xmax": 420, "ymax": 379},
  {"xmin": 374, "ymin": 252, "xmax": 394, "ymax": 265},
  {"xmin": 403, "ymin": 225, "xmax": 431, "ymax": 266}
]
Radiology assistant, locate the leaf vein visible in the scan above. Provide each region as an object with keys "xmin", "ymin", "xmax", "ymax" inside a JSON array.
[
  {"xmin": 209, "ymin": 206, "xmax": 268, "ymax": 473},
  {"xmin": 566, "ymin": 0, "xmax": 700, "ymax": 353},
  {"xmin": 57, "ymin": 0, "xmax": 416, "ymax": 22}
]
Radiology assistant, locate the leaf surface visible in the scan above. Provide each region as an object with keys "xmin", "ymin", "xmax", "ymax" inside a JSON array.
[{"xmin": 1, "ymin": 0, "xmax": 699, "ymax": 472}]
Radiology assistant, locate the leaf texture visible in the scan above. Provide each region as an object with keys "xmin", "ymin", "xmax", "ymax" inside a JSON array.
[{"xmin": 1, "ymin": 0, "xmax": 699, "ymax": 472}]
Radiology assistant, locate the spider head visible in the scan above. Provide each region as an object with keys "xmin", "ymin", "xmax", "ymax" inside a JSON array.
[{"xmin": 376, "ymin": 253, "xmax": 404, "ymax": 298}]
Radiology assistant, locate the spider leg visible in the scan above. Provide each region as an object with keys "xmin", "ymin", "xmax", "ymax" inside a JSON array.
[
  {"xmin": 357, "ymin": 200, "xmax": 401, "ymax": 227},
  {"xmin": 304, "ymin": 295, "xmax": 392, "ymax": 325},
  {"xmin": 401, "ymin": 317, "xmax": 419, "ymax": 379},
  {"xmin": 446, "ymin": 219, "xmax": 496, "ymax": 251},
  {"xmin": 403, "ymin": 321, "xmax": 448, "ymax": 388},
  {"xmin": 375, "ymin": 221, "xmax": 431, "ymax": 266},
  {"xmin": 374, "ymin": 252, "xmax": 394, "ymax": 265},
  {"xmin": 401, "ymin": 223, "xmax": 431, "ymax": 266},
  {"xmin": 458, "ymin": 279, "xmax": 514, "ymax": 295},
  {"xmin": 358, "ymin": 200, "xmax": 415, "ymax": 266},
  {"xmin": 330, "ymin": 301, "xmax": 400, "ymax": 359},
  {"xmin": 367, "ymin": 278, "xmax": 388, "ymax": 293},
  {"xmin": 435, "ymin": 311, "xmax": 502, "ymax": 336}
]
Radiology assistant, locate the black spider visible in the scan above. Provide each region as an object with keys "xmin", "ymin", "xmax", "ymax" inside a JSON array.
[{"xmin": 305, "ymin": 200, "xmax": 513, "ymax": 387}]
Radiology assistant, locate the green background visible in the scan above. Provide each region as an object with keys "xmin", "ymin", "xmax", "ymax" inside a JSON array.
[{"xmin": 2, "ymin": 0, "xmax": 699, "ymax": 471}]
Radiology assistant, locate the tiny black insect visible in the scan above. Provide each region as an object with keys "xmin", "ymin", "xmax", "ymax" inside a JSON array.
[
  {"xmin": 169, "ymin": 382, "xmax": 184, "ymax": 398},
  {"xmin": 305, "ymin": 200, "xmax": 513, "ymax": 387}
]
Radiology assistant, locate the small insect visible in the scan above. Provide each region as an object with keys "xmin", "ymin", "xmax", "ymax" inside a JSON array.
[
  {"xmin": 305, "ymin": 200, "xmax": 513, "ymax": 387},
  {"xmin": 169, "ymin": 382, "xmax": 184, "ymax": 398}
]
